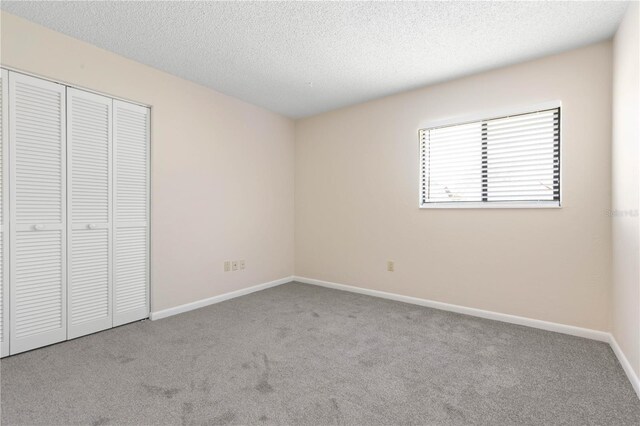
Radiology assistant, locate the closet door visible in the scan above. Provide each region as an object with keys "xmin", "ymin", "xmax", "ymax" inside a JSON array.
[
  {"xmin": 9, "ymin": 72, "xmax": 66, "ymax": 354},
  {"xmin": 67, "ymin": 88, "xmax": 113, "ymax": 339},
  {"xmin": 0, "ymin": 70, "xmax": 9, "ymax": 357},
  {"xmin": 113, "ymin": 100, "xmax": 149, "ymax": 326}
]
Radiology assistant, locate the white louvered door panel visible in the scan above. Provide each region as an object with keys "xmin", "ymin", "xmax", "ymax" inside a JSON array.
[
  {"xmin": 113, "ymin": 100, "xmax": 149, "ymax": 326},
  {"xmin": 1, "ymin": 69, "xmax": 9, "ymax": 357},
  {"xmin": 67, "ymin": 88, "xmax": 113, "ymax": 339},
  {"xmin": 9, "ymin": 72, "xmax": 67, "ymax": 354}
]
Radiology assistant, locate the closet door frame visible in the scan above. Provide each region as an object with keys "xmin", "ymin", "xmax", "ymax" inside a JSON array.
[
  {"xmin": 1, "ymin": 69, "xmax": 9, "ymax": 357},
  {"xmin": 9, "ymin": 71, "xmax": 67, "ymax": 355},
  {"xmin": 0, "ymin": 67, "xmax": 150, "ymax": 355},
  {"xmin": 67, "ymin": 88, "xmax": 114, "ymax": 339}
]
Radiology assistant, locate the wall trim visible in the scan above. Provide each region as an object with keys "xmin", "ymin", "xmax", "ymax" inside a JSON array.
[
  {"xmin": 294, "ymin": 276, "xmax": 609, "ymax": 341},
  {"xmin": 609, "ymin": 334, "xmax": 640, "ymax": 399},
  {"xmin": 418, "ymin": 99, "xmax": 562, "ymax": 131},
  {"xmin": 150, "ymin": 276, "xmax": 293, "ymax": 320}
]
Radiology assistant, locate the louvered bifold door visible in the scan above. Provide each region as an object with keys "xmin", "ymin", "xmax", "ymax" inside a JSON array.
[
  {"xmin": 113, "ymin": 100, "xmax": 149, "ymax": 326},
  {"xmin": 0, "ymin": 69, "xmax": 9, "ymax": 357},
  {"xmin": 67, "ymin": 88, "xmax": 113, "ymax": 339},
  {"xmin": 9, "ymin": 72, "xmax": 67, "ymax": 354}
]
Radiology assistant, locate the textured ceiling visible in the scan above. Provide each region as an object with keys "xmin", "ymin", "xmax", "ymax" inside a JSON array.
[{"xmin": 0, "ymin": 1, "xmax": 629, "ymax": 118}]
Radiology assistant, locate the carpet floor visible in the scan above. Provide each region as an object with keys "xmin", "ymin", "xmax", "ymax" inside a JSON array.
[{"xmin": 1, "ymin": 282, "xmax": 639, "ymax": 425}]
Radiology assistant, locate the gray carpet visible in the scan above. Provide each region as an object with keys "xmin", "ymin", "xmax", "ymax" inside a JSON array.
[{"xmin": 1, "ymin": 282, "xmax": 639, "ymax": 425}]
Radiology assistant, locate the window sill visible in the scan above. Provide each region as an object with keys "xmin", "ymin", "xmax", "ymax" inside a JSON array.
[{"xmin": 419, "ymin": 201, "xmax": 561, "ymax": 209}]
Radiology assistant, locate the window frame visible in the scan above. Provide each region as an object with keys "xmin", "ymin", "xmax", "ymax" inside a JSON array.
[{"xmin": 418, "ymin": 101, "xmax": 562, "ymax": 209}]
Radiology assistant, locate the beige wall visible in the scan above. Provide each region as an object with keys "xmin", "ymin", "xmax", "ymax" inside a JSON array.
[
  {"xmin": 612, "ymin": 2, "xmax": 640, "ymax": 377},
  {"xmin": 296, "ymin": 42, "xmax": 613, "ymax": 331},
  {"xmin": 0, "ymin": 12, "xmax": 295, "ymax": 312},
  {"xmin": 0, "ymin": 11, "xmax": 626, "ymax": 338}
]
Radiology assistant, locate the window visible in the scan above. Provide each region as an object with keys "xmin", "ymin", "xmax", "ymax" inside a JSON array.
[{"xmin": 419, "ymin": 107, "xmax": 560, "ymax": 208}]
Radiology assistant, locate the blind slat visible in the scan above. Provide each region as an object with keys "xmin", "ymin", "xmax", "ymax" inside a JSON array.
[{"xmin": 427, "ymin": 166, "xmax": 558, "ymax": 180}]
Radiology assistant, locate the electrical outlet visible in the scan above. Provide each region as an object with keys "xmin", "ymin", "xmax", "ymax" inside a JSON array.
[
  {"xmin": 239, "ymin": 260, "xmax": 245, "ymax": 270},
  {"xmin": 224, "ymin": 261, "xmax": 231, "ymax": 272},
  {"xmin": 232, "ymin": 261, "xmax": 239, "ymax": 271},
  {"xmin": 387, "ymin": 260, "xmax": 395, "ymax": 272}
]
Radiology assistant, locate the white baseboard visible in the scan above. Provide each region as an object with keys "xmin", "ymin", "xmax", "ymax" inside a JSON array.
[
  {"xmin": 609, "ymin": 334, "xmax": 640, "ymax": 399},
  {"xmin": 150, "ymin": 276, "xmax": 293, "ymax": 320},
  {"xmin": 294, "ymin": 276, "xmax": 610, "ymax": 342}
]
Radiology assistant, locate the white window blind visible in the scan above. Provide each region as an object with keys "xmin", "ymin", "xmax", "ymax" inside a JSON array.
[{"xmin": 420, "ymin": 107, "xmax": 560, "ymax": 208}]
